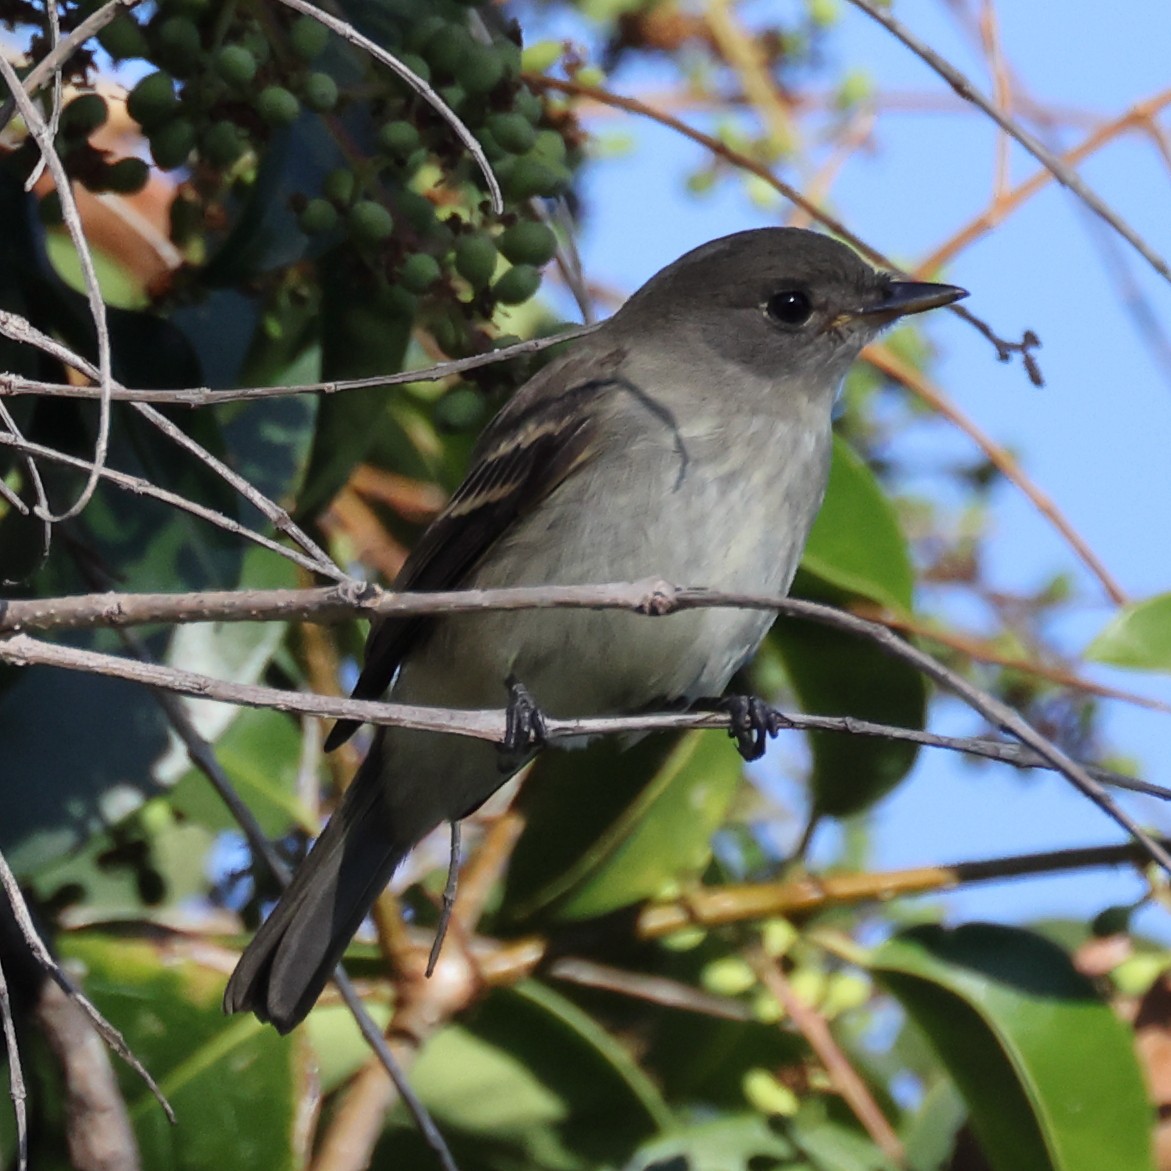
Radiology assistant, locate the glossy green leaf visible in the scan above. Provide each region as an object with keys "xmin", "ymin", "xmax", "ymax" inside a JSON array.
[
  {"xmin": 1086, "ymin": 593, "xmax": 1171, "ymax": 673},
  {"xmin": 801, "ymin": 435, "xmax": 914, "ymax": 613},
  {"xmin": 769, "ymin": 613, "xmax": 927, "ymax": 818},
  {"xmin": 62, "ymin": 933, "xmax": 307, "ymax": 1171},
  {"xmin": 872, "ymin": 923, "xmax": 1155, "ymax": 1171},
  {"xmin": 383, "ymin": 981, "xmax": 670, "ymax": 1169},
  {"xmin": 505, "ymin": 730, "xmax": 743, "ymax": 922}
]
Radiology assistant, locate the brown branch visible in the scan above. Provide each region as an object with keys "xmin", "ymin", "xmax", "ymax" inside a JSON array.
[
  {"xmin": 0, "ymin": 327, "xmax": 595, "ymax": 405},
  {"xmin": 748, "ymin": 947, "xmax": 905, "ymax": 1166},
  {"xmin": 846, "ymin": 0, "xmax": 1171, "ymax": 284},
  {"xmin": 864, "ymin": 342, "xmax": 1129, "ymax": 605}
]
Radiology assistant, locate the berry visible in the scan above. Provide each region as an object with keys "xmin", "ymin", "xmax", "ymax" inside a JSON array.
[
  {"xmin": 486, "ymin": 112, "xmax": 535, "ymax": 154},
  {"xmin": 289, "ymin": 15, "xmax": 329, "ymax": 61},
  {"xmin": 492, "ymin": 264, "xmax": 540, "ymax": 305},
  {"xmin": 257, "ymin": 86, "xmax": 300, "ymax": 127},
  {"xmin": 398, "ymin": 252, "xmax": 441, "ymax": 293},
  {"xmin": 453, "ymin": 233, "xmax": 497, "ymax": 288},
  {"xmin": 302, "ymin": 72, "xmax": 338, "ymax": 112},
  {"xmin": 60, "ymin": 93, "xmax": 109, "ymax": 137},
  {"xmin": 422, "ymin": 25, "xmax": 471, "ymax": 76},
  {"xmin": 97, "ymin": 16, "xmax": 148, "ymax": 60},
  {"xmin": 201, "ymin": 121, "xmax": 246, "ymax": 167},
  {"xmin": 434, "ymin": 385, "xmax": 486, "ymax": 432},
  {"xmin": 101, "ymin": 156, "xmax": 150, "ymax": 194},
  {"xmin": 322, "ymin": 168, "xmax": 355, "ymax": 204},
  {"xmin": 157, "ymin": 16, "xmax": 202, "ymax": 71},
  {"xmin": 299, "ymin": 198, "xmax": 338, "ymax": 234},
  {"xmin": 458, "ymin": 45, "xmax": 506, "ymax": 95},
  {"xmin": 149, "ymin": 117, "xmax": 196, "ymax": 169},
  {"xmin": 215, "ymin": 45, "xmax": 258, "ymax": 88},
  {"xmin": 347, "ymin": 200, "xmax": 393, "ymax": 245},
  {"xmin": 498, "ymin": 221, "xmax": 557, "ymax": 266},
  {"xmin": 378, "ymin": 120, "xmax": 420, "ymax": 158},
  {"xmin": 127, "ymin": 71, "xmax": 178, "ymax": 129},
  {"xmin": 500, "ymin": 155, "xmax": 570, "ymax": 200}
]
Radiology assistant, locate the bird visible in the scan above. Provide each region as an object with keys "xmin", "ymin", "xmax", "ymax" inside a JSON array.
[{"xmin": 224, "ymin": 227, "xmax": 966, "ymax": 1032}]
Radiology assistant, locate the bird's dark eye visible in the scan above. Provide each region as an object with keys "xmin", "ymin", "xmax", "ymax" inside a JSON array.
[{"xmin": 765, "ymin": 289, "xmax": 814, "ymax": 326}]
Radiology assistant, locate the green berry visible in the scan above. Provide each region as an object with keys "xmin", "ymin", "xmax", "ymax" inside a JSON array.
[
  {"xmin": 434, "ymin": 385, "xmax": 485, "ymax": 431},
  {"xmin": 97, "ymin": 16, "xmax": 148, "ymax": 60},
  {"xmin": 201, "ymin": 121, "xmax": 246, "ymax": 166},
  {"xmin": 299, "ymin": 198, "xmax": 338, "ymax": 234},
  {"xmin": 61, "ymin": 93, "xmax": 108, "ymax": 137},
  {"xmin": 302, "ymin": 72, "xmax": 338, "ymax": 112},
  {"xmin": 422, "ymin": 25, "xmax": 471, "ymax": 76},
  {"xmin": 407, "ymin": 15, "xmax": 448, "ymax": 53},
  {"xmin": 492, "ymin": 264, "xmax": 540, "ymax": 306},
  {"xmin": 486, "ymin": 112, "xmax": 535, "ymax": 154},
  {"xmin": 322, "ymin": 168, "xmax": 355, "ymax": 204},
  {"xmin": 498, "ymin": 221, "xmax": 557, "ymax": 266},
  {"xmin": 149, "ymin": 117, "xmax": 196, "ymax": 169},
  {"xmin": 239, "ymin": 30, "xmax": 271, "ymax": 66},
  {"xmin": 157, "ymin": 16, "xmax": 202, "ymax": 69},
  {"xmin": 289, "ymin": 15, "xmax": 329, "ymax": 61},
  {"xmin": 532, "ymin": 128, "xmax": 567, "ymax": 164},
  {"xmin": 512, "ymin": 87, "xmax": 544, "ymax": 124},
  {"xmin": 127, "ymin": 70, "xmax": 178, "ymax": 129},
  {"xmin": 458, "ymin": 45, "xmax": 506, "ymax": 95},
  {"xmin": 257, "ymin": 86, "xmax": 301, "ymax": 127},
  {"xmin": 215, "ymin": 44, "xmax": 258, "ymax": 88},
  {"xmin": 378, "ymin": 120, "xmax": 420, "ymax": 158},
  {"xmin": 453, "ymin": 233, "xmax": 497, "ymax": 288},
  {"xmin": 437, "ymin": 84, "xmax": 466, "ymax": 114},
  {"xmin": 501, "ymin": 155, "xmax": 570, "ymax": 200},
  {"xmin": 396, "ymin": 190, "xmax": 435, "ymax": 232},
  {"xmin": 399, "ymin": 252, "xmax": 441, "ymax": 293},
  {"xmin": 347, "ymin": 200, "xmax": 393, "ymax": 245},
  {"xmin": 101, "ymin": 156, "xmax": 150, "ymax": 194}
]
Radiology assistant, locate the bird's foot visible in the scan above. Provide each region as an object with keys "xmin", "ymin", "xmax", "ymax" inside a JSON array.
[
  {"xmin": 719, "ymin": 695, "xmax": 788, "ymax": 762},
  {"xmin": 500, "ymin": 674, "xmax": 548, "ymax": 770}
]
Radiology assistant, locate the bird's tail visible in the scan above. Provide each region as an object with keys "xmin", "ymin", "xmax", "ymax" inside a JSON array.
[{"xmin": 223, "ymin": 758, "xmax": 405, "ymax": 1034}]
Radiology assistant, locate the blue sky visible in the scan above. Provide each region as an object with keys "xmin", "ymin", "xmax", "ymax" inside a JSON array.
[{"xmin": 524, "ymin": 1, "xmax": 1171, "ymax": 932}]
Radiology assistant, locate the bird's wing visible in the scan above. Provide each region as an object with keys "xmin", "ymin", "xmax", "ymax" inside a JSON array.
[{"xmin": 324, "ymin": 346, "xmax": 624, "ymax": 751}]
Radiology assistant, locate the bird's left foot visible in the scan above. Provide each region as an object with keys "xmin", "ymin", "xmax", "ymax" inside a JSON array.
[
  {"xmin": 719, "ymin": 695, "xmax": 787, "ymax": 762},
  {"xmin": 500, "ymin": 674, "xmax": 548, "ymax": 770}
]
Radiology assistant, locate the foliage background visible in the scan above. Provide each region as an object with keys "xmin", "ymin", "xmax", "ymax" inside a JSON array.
[{"xmin": 0, "ymin": 1, "xmax": 1169, "ymax": 1170}]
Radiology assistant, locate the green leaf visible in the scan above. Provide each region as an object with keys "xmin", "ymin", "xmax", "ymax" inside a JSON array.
[
  {"xmin": 62, "ymin": 933, "xmax": 308, "ymax": 1171},
  {"xmin": 504, "ymin": 730, "xmax": 743, "ymax": 922},
  {"xmin": 801, "ymin": 435, "xmax": 914, "ymax": 613},
  {"xmin": 769, "ymin": 615, "xmax": 927, "ymax": 818},
  {"xmin": 1086, "ymin": 593, "xmax": 1171, "ymax": 673},
  {"xmin": 872, "ymin": 923, "xmax": 1155, "ymax": 1171},
  {"xmin": 384, "ymin": 981, "xmax": 670, "ymax": 1169}
]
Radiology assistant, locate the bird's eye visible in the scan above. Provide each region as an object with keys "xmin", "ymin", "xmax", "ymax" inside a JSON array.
[{"xmin": 764, "ymin": 289, "xmax": 814, "ymax": 326}]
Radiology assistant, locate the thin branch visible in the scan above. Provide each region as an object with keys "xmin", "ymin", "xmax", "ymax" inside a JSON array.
[
  {"xmin": 748, "ymin": 947, "xmax": 905, "ymax": 1166},
  {"xmin": 0, "ymin": 948, "xmax": 27, "ymax": 1171},
  {"xmin": 25, "ymin": 0, "xmax": 62, "ymax": 190},
  {"xmin": 0, "ymin": 326, "xmax": 596, "ymax": 405},
  {"xmin": 0, "ymin": 429, "xmax": 340, "ymax": 580},
  {"xmin": 0, "ymin": 850, "xmax": 174, "ymax": 1122},
  {"xmin": 846, "ymin": 0, "xmax": 1171, "ymax": 285},
  {"xmin": 271, "ymin": 0, "xmax": 501, "ymax": 215},
  {"xmin": 865, "ymin": 342, "xmax": 1129, "ymax": 605},
  {"xmin": 0, "ymin": 54, "xmax": 113, "ymax": 523},
  {"xmin": 0, "ymin": 579, "xmax": 1165, "ymax": 804}
]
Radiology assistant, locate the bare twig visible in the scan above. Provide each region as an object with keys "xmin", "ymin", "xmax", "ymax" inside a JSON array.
[
  {"xmin": 0, "ymin": 948, "xmax": 27, "ymax": 1171},
  {"xmin": 0, "ymin": 849, "xmax": 174, "ymax": 1122},
  {"xmin": 25, "ymin": 0, "xmax": 63, "ymax": 190},
  {"xmin": 748, "ymin": 947, "xmax": 905, "ymax": 1165},
  {"xmin": 865, "ymin": 342, "xmax": 1128, "ymax": 605},
  {"xmin": 0, "ymin": 327, "xmax": 596, "ymax": 405},
  {"xmin": 0, "ymin": 54, "xmax": 113, "ymax": 523},
  {"xmin": 846, "ymin": 0, "xmax": 1171, "ymax": 285},
  {"xmin": 0, "ymin": 430, "xmax": 339, "ymax": 579}
]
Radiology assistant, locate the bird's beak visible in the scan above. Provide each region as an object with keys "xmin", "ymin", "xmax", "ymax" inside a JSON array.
[{"xmin": 847, "ymin": 280, "xmax": 968, "ymax": 327}]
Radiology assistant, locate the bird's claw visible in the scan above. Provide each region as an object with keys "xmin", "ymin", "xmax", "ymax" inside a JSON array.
[
  {"xmin": 721, "ymin": 695, "xmax": 785, "ymax": 762},
  {"xmin": 500, "ymin": 674, "xmax": 548, "ymax": 770}
]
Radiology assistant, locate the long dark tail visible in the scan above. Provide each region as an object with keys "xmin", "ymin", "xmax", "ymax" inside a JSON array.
[{"xmin": 223, "ymin": 762, "xmax": 405, "ymax": 1034}]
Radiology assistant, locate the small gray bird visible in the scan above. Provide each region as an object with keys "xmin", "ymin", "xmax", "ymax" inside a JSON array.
[{"xmin": 224, "ymin": 227, "xmax": 965, "ymax": 1031}]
